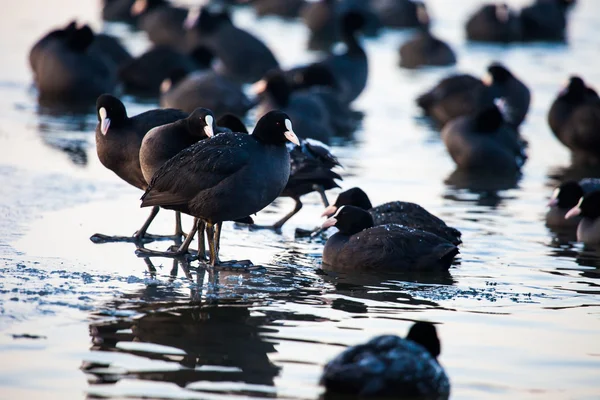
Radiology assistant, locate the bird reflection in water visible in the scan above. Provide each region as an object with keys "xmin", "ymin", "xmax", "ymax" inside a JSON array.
[{"xmin": 443, "ymin": 168, "xmax": 521, "ymax": 208}]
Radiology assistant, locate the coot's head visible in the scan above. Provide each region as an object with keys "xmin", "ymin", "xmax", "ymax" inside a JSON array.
[
  {"xmin": 485, "ymin": 62, "xmax": 513, "ymax": 85},
  {"xmin": 67, "ymin": 25, "xmax": 95, "ymax": 53},
  {"xmin": 473, "ymin": 104, "xmax": 504, "ymax": 133},
  {"xmin": 131, "ymin": 0, "xmax": 167, "ymax": 16},
  {"xmin": 187, "ymin": 108, "xmax": 216, "ymax": 139},
  {"xmin": 217, "ymin": 114, "xmax": 248, "ymax": 134},
  {"xmin": 186, "ymin": 5, "xmax": 231, "ymax": 33},
  {"xmin": 291, "ymin": 64, "xmax": 338, "ymax": 91},
  {"xmin": 160, "ymin": 68, "xmax": 190, "ymax": 94},
  {"xmin": 321, "ymin": 205, "xmax": 374, "ymax": 235},
  {"xmin": 252, "ymin": 111, "xmax": 299, "ymax": 146},
  {"xmin": 565, "ymin": 191, "xmax": 600, "ymax": 220},
  {"xmin": 416, "ymin": 3, "xmax": 430, "ymax": 27},
  {"xmin": 252, "ymin": 70, "xmax": 291, "ymax": 107},
  {"xmin": 560, "ymin": 76, "xmax": 588, "ymax": 102},
  {"xmin": 548, "ymin": 181, "xmax": 583, "ymax": 210},
  {"xmin": 495, "ymin": 3, "xmax": 510, "ymax": 23},
  {"xmin": 322, "ymin": 187, "xmax": 373, "ymax": 218},
  {"xmin": 96, "ymin": 94, "xmax": 127, "ymax": 135},
  {"xmin": 406, "ymin": 322, "xmax": 441, "ymax": 358},
  {"xmin": 189, "ymin": 45, "xmax": 215, "ymax": 70}
]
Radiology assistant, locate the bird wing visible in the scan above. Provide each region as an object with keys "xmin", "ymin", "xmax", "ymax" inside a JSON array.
[{"xmin": 141, "ymin": 133, "xmax": 251, "ymax": 207}]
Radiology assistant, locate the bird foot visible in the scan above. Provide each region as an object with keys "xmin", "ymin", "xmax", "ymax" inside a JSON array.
[
  {"xmin": 90, "ymin": 232, "xmax": 182, "ymax": 244},
  {"xmin": 135, "ymin": 245, "xmax": 199, "ymax": 260}
]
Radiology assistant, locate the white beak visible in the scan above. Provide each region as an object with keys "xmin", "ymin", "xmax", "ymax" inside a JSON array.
[
  {"xmin": 321, "ymin": 217, "xmax": 338, "ymax": 230},
  {"xmin": 251, "ymin": 79, "xmax": 267, "ymax": 95},
  {"xmin": 321, "ymin": 204, "xmax": 338, "ymax": 218},
  {"xmin": 184, "ymin": 7, "xmax": 200, "ymax": 30},
  {"xmin": 284, "ymin": 119, "xmax": 300, "ymax": 146},
  {"xmin": 99, "ymin": 107, "xmax": 110, "ymax": 135},
  {"xmin": 565, "ymin": 206, "xmax": 581, "ymax": 220},
  {"xmin": 547, "ymin": 198, "xmax": 559, "ymax": 207},
  {"xmin": 160, "ymin": 79, "xmax": 172, "ymax": 94},
  {"xmin": 131, "ymin": 0, "xmax": 147, "ymax": 16}
]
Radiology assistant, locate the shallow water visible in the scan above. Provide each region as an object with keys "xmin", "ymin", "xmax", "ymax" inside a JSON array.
[{"xmin": 1, "ymin": 0, "xmax": 600, "ymax": 399}]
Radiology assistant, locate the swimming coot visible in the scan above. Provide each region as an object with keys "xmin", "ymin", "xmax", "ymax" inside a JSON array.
[
  {"xmin": 92, "ymin": 95, "xmax": 188, "ymax": 243},
  {"xmin": 160, "ymin": 66, "xmax": 253, "ymax": 118},
  {"xmin": 323, "ymin": 187, "xmax": 461, "ymax": 245},
  {"xmin": 248, "ymin": 138, "xmax": 342, "ymax": 230},
  {"xmin": 30, "ymin": 23, "xmax": 117, "ymax": 106},
  {"xmin": 565, "ymin": 191, "xmax": 600, "ymax": 246},
  {"xmin": 546, "ymin": 179, "xmax": 600, "ymax": 228},
  {"xmin": 441, "ymin": 104, "xmax": 526, "ymax": 173},
  {"xmin": 321, "ymin": 321, "xmax": 450, "ymax": 399},
  {"xmin": 548, "ymin": 76, "xmax": 600, "ymax": 166},
  {"xmin": 520, "ymin": 0, "xmax": 574, "ymax": 42},
  {"xmin": 139, "ymin": 111, "xmax": 300, "ymax": 265},
  {"xmin": 185, "ymin": 6, "xmax": 279, "ymax": 84},
  {"xmin": 398, "ymin": 7, "xmax": 456, "ymax": 69},
  {"xmin": 118, "ymin": 46, "xmax": 201, "ymax": 96},
  {"xmin": 254, "ymin": 69, "xmax": 334, "ymax": 143},
  {"xmin": 370, "ymin": 0, "xmax": 428, "ymax": 29},
  {"xmin": 321, "ymin": 206, "xmax": 459, "ymax": 271},
  {"xmin": 465, "ymin": 3, "xmax": 522, "ymax": 43},
  {"xmin": 132, "ymin": 0, "xmax": 189, "ymax": 49}
]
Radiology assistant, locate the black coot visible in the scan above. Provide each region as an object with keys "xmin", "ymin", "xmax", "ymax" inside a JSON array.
[
  {"xmin": 102, "ymin": 0, "xmax": 137, "ymax": 24},
  {"xmin": 416, "ymin": 63, "xmax": 528, "ymax": 128},
  {"xmin": 465, "ymin": 3, "xmax": 522, "ymax": 43},
  {"xmin": 92, "ymin": 94, "xmax": 188, "ymax": 243},
  {"xmin": 186, "ymin": 6, "xmax": 279, "ymax": 84},
  {"xmin": 320, "ymin": 206, "xmax": 459, "ymax": 271},
  {"xmin": 323, "ymin": 187, "xmax": 461, "ymax": 245},
  {"xmin": 118, "ymin": 46, "xmax": 202, "ymax": 96},
  {"xmin": 548, "ymin": 76, "xmax": 600, "ymax": 166},
  {"xmin": 370, "ymin": 0, "xmax": 428, "ymax": 29},
  {"xmin": 520, "ymin": 0, "xmax": 574, "ymax": 42},
  {"xmin": 441, "ymin": 104, "xmax": 526, "ymax": 173},
  {"xmin": 250, "ymin": 0, "xmax": 306, "ymax": 18},
  {"xmin": 30, "ymin": 23, "xmax": 117, "ymax": 106},
  {"xmin": 546, "ymin": 179, "xmax": 600, "ymax": 228},
  {"xmin": 248, "ymin": 138, "xmax": 342, "ymax": 230},
  {"xmin": 132, "ymin": 0, "xmax": 189, "ymax": 49},
  {"xmin": 301, "ymin": 0, "xmax": 338, "ymax": 51},
  {"xmin": 321, "ymin": 321, "xmax": 450, "ymax": 399},
  {"xmin": 160, "ymin": 66, "xmax": 253, "ymax": 118},
  {"xmin": 398, "ymin": 8, "xmax": 456, "ymax": 69},
  {"xmin": 565, "ymin": 191, "xmax": 600, "ymax": 246},
  {"xmin": 139, "ymin": 111, "xmax": 300, "ymax": 266}
]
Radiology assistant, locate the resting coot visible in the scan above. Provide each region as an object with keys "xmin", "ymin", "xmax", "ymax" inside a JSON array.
[
  {"xmin": 321, "ymin": 321, "xmax": 450, "ymax": 399},
  {"xmin": 465, "ymin": 3, "xmax": 522, "ymax": 43},
  {"xmin": 91, "ymin": 95, "xmax": 188, "ymax": 243},
  {"xmin": 320, "ymin": 206, "xmax": 459, "ymax": 271},
  {"xmin": 139, "ymin": 111, "xmax": 300, "ymax": 266},
  {"xmin": 323, "ymin": 187, "xmax": 461, "ymax": 245},
  {"xmin": 565, "ymin": 191, "xmax": 600, "ymax": 246},
  {"xmin": 546, "ymin": 179, "xmax": 600, "ymax": 228}
]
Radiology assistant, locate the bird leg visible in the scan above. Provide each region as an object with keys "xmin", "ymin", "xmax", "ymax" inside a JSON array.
[
  {"xmin": 313, "ymin": 184, "xmax": 330, "ymax": 207},
  {"xmin": 135, "ymin": 219, "xmax": 199, "ymax": 258},
  {"xmin": 249, "ymin": 198, "xmax": 303, "ymax": 231},
  {"xmin": 197, "ymin": 219, "xmax": 207, "ymax": 261},
  {"xmin": 90, "ymin": 206, "xmax": 184, "ymax": 244},
  {"xmin": 201, "ymin": 221, "xmax": 253, "ymax": 269}
]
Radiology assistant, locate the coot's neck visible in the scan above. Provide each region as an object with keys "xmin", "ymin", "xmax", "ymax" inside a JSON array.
[
  {"xmin": 473, "ymin": 107, "xmax": 503, "ymax": 133},
  {"xmin": 341, "ymin": 26, "xmax": 363, "ymax": 55}
]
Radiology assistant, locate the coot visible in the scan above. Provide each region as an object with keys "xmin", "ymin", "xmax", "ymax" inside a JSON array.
[
  {"xmin": 185, "ymin": 6, "xmax": 279, "ymax": 84},
  {"xmin": 546, "ymin": 179, "xmax": 600, "ymax": 228},
  {"xmin": 548, "ymin": 76, "xmax": 600, "ymax": 165},
  {"xmin": 465, "ymin": 3, "xmax": 522, "ymax": 43},
  {"xmin": 92, "ymin": 94, "xmax": 188, "ymax": 243},
  {"xmin": 370, "ymin": 0, "xmax": 428, "ymax": 29},
  {"xmin": 398, "ymin": 7, "xmax": 456, "ymax": 69},
  {"xmin": 161, "ymin": 67, "xmax": 253, "ymax": 117},
  {"xmin": 520, "ymin": 0, "xmax": 574, "ymax": 42},
  {"xmin": 484, "ymin": 63, "xmax": 531, "ymax": 127},
  {"xmin": 254, "ymin": 69, "xmax": 334, "ymax": 143},
  {"xmin": 102, "ymin": 0, "xmax": 137, "ymax": 24},
  {"xmin": 565, "ymin": 191, "xmax": 600, "ymax": 246},
  {"xmin": 301, "ymin": 0, "xmax": 338, "ymax": 51},
  {"xmin": 441, "ymin": 104, "xmax": 526, "ymax": 172},
  {"xmin": 133, "ymin": 0, "xmax": 189, "ymax": 49},
  {"xmin": 139, "ymin": 111, "xmax": 300, "ymax": 265},
  {"xmin": 321, "ymin": 206, "xmax": 459, "ymax": 271},
  {"xmin": 321, "ymin": 321, "xmax": 450, "ymax": 399},
  {"xmin": 323, "ymin": 187, "xmax": 461, "ymax": 245},
  {"xmin": 248, "ymin": 138, "xmax": 342, "ymax": 230}
]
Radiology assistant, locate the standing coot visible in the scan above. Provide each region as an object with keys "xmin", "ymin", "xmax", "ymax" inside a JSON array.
[
  {"xmin": 323, "ymin": 187, "xmax": 461, "ymax": 245},
  {"xmin": 92, "ymin": 95, "xmax": 188, "ymax": 243},
  {"xmin": 320, "ymin": 206, "xmax": 459, "ymax": 271},
  {"xmin": 321, "ymin": 321, "xmax": 450, "ymax": 399},
  {"xmin": 138, "ymin": 111, "xmax": 300, "ymax": 266}
]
